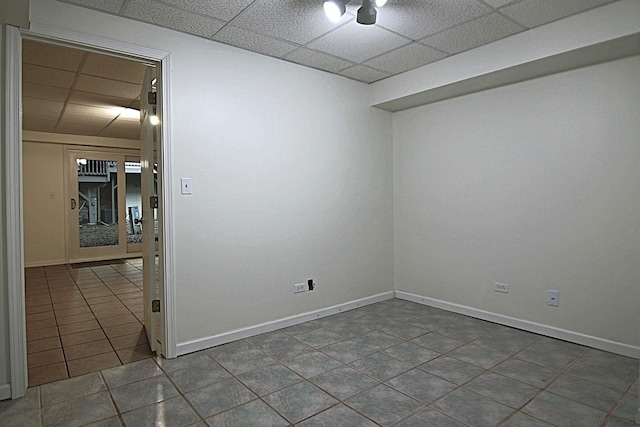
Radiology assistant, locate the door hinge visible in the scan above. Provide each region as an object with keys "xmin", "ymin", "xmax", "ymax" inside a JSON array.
[
  {"xmin": 148, "ymin": 91, "xmax": 157, "ymax": 105},
  {"xmin": 150, "ymin": 196, "xmax": 158, "ymax": 209},
  {"xmin": 152, "ymin": 299, "xmax": 161, "ymax": 313}
]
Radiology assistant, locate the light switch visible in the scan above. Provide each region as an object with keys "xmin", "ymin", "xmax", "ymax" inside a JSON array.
[{"xmin": 180, "ymin": 178, "xmax": 192, "ymax": 195}]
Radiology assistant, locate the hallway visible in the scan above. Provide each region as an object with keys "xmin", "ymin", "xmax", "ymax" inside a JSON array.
[{"xmin": 24, "ymin": 259, "xmax": 153, "ymax": 386}]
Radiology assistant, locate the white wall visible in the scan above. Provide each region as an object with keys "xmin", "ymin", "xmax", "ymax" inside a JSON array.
[
  {"xmin": 393, "ymin": 56, "xmax": 640, "ymax": 349},
  {"xmin": 23, "ymin": 141, "xmax": 66, "ymax": 266},
  {"xmin": 28, "ymin": 0, "xmax": 394, "ymax": 346}
]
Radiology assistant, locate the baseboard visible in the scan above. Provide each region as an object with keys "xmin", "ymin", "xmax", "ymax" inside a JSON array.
[
  {"xmin": 24, "ymin": 259, "xmax": 66, "ymax": 268},
  {"xmin": 395, "ymin": 291, "xmax": 640, "ymax": 359},
  {"xmin": 177, "ymin": 291, "xmax": 395, "ymax": 356},
  {"xmin": 0, "ymin": 383, "xmax": 11, "ymax": 401}
]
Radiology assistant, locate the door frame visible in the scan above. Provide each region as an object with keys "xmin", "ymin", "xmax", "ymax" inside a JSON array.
[{"xmin": 5, "ymin": 24, "xmax": 177, "ymax": 399}]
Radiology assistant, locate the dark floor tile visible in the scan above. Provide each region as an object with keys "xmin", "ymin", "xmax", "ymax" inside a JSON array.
[
  {"xmin": 523, "ymin": 391, "xmax": 607, "ymax": 427},
  {"xmin": 419, "ymin": 356, "xmax": 484, "ymax": 385},
  {"xmin": 346, "ymin": 384, "xmax": 422, "ymax": 426},
  {"xmin": 493, "ymin": 358, "xmax": 560, "ymax": 388},
  {"xmin": 281, "ymin": 351, "xmax": 343, "ymax": 379},
  {"xmin": 205, "ymin": 399, "xmax": 288, "ymax": 426},
  {"xmin": 350, "ymin": 352, "xmax": 412, "ymax": 381},
  {"xmin": 310, "ymin": 366, "xmax": 379, "ymax": 400},
  {"xmin": 319, "ymin": 339, "xmax": 375, "ymax": 363},
  {"xmin": 465, "ymin": 372, "xmax": 540, "ymax": 408},
  {"xmin": 237, "ymin": 363, "xmax": 304, "ymax": 396},
  {"xmin": 298, "ymin": 404, "xmax": 377, "ymax": 426},
  {"xmin": 121, "ymin": 396, "xmax": 199, "ymax": 427},
  {"xmin": 185, "ymin": 377, "xmax": 256, "ymax": 418},
  {"xmin": 396, "ymin": 407, "xmax": 465, "ymax": 427},
  {"xmin": 432, "ymin": 388, "xmax": 514, "ymax": 427},
  {"xmin": 263, "ymin": 382, "xmax": 338, "ymax": 424},
  {"xmin": 386, "ymin": 368, "xmax": 456, "ymax": 403}
]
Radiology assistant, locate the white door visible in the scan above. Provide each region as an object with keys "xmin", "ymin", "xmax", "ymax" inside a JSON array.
[{"xmin": 140, "ymin": 67, "xmax": 159, "ymax": 353}]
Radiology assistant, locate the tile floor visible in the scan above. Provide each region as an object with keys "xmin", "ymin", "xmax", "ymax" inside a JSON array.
[
  {"xmin": 3, "ymin": 298, "xmax": 638, "ymax": 426},
  {"xmin": 24, "ymin": 259, "xmax": 154, "ymax": 386}
]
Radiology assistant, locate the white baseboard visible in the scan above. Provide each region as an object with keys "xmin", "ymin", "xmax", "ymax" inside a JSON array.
[
  {"xmin": 395, "ymin": 291, "xmax": 640, "ymax": 359},
  {"xmin": 0, "ymin": 383, "xmax": 11, "ymax": 401},
  {"xmin": 177, "ymin": 291, "xmax": 395, "ymax": 356}
]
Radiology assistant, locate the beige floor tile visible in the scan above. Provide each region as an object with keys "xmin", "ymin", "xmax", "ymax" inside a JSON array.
[
  {"xmin": 27, "ymin": 326, "xmax": 59, "ymax": 342},
  {"xmin": 28, "ymin": 362, "xmax": 68, "ymax": 386},
  {"xmin": 27, "ymin": 347, "xmax": 65, "ymax": 368},
  {"xmin": 65, "ymin": 339, "xmax": 115, "ymax": 360},
  {"xmin": 116, "ymin": 344, "xmax": 155, "ymax": 364},
  {"xmin": 60, "ymin": 329, "xmax": 108, "ymax": 347},
  {"xmin": 103, "ymin": 322, "xmax": 144, "ymax": 339},
  {"xmin": 98, "ymin": 314, "xmax": 139, "ymax": 328},
  {"xmin": 58, "ymin": 319, "xmax": 101, "ymax": 336},
  {"xmin": 27, "ymin": 336, "xmax": 62, "ymax": 354},
  {"xmin": 26, "ymin": 311, "xmax": 56, "ymax": 323},
  {"xmin": 94, "ymin": 308, "xmax": 132, "ymax": 319},
  {"xmin": 85, "ymin": 295, "xmax": 119, "ymax": 305},
  {"xmin": 26, "ymin": 296, "xmax": 53, "ymax": 306},
  {"xmin": 26, "ymin": 304, "xmax": 54, "ymax": 315},
  {"xmin": 67, "ymin": 352, "xmax": 121, "ymax": 377},
  {"xmin": 56, "ymin": 312, "xmax": 97, "ymax": 326},
  {"xmin": 50, "ymin": 292, "xmax": 85, "ymax": 304},
  {"xmin": 81, "ymin": 288, "xmax": 115, "ymax": 298},
  {"xmin": 53, "ymin": 299, "xmax": 88, "ymax": 309},
  {"xmin": 48, "ymin": 284, "xmax": 78, "ymax": 294},
  {"xmin": 27, "ymin": 318, "xmax": 57, "ymax": 331},
  {"xmin": 109, "ymin": 331, "xmax": 148, "ymax": 350},
  {"xmin": 55, "ymin": 305, "xmax": 92, "ymax": 317}
]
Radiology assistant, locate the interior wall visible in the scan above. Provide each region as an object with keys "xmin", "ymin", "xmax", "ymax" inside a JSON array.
[
  {"xmin": 29, "ymin": 0, "xmax": 394, "ymax": 345},
  {"xmin": 22, "ymin": 141, "xmax": 65, "ymax": 266},
  {"xmin": 393, "ymin": 56, "xmax": 640, "ymax": 348}
]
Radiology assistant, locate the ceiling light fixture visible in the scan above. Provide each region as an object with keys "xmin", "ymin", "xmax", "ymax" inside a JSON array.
[{"xmin": 323, "ymin": 0, "xmax": 387, "ymax": 25}]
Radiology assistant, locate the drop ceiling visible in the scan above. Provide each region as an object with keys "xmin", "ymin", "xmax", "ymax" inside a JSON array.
[{"xmin": 23, "ymin": 0, "xmax": 622, "ymax": 140}]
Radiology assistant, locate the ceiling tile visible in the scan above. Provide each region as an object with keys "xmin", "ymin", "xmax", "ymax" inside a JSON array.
[
  {"xmin": 98, "ymin": 125, "xmax": 141, "ymax": 140},
  {"xmin": 23, "ymin": 83, "xmax": 69, "ymax": 102},
  {"xmin": 212, "ymin": 26, "xmax": 299, "ymax": 58},
  {"xmin": 230, "ymin": 0, "xmax": 352, "ymax": 44},
  {"xmin": 375, "ymin": 0, "xmax": 491, "ymax": 40},
  {"xmin": 65, "ymin": 103, "xmax": 120, "ymax": 120},
  {"xmin": 123, "ymin": 0, "xmax": 226, "ymax": 39},
  {"xmin": 75, "ymin": 75, "xmax": 141, "ymax": 99},
  {"xmin": 420, "ymin": 12, "xmax": 524, "ymax": 54},
  {"xmin": 22, "ymin": 117, "xmax": 58, "ymax": 133},
  {"xmin": 363, "ymin": 42, "xmax": 448, "ymax": 74},
  {"xmin": 338, "ymin": 65, "xmax": 391, "ymax": 83},
  {"xmin": 284, "ymin": 48, "xmax": 354, "ymax": 73},
  {"xmin": 307, "ymin": 22, "xmax": 410, "ymax": 64},
  {"xmin": 499, "ymin": 0, "xmax": 617, "ymax": 28},
  {"xmin": 69, "ymin": 91, "xmax": 135, "ymax": 110},
  {"xmin": 23, "ymin": 64, "xmax": 76, "ymax": 89},
  {"xmin": 57, "ymin": 0, "xmax": 126, "ymax": 14},
  {"xmin": 22, "ymin": 39, "xmax": 85, "ymax": 71},
  {"xmin": 82, "ymin": 53, "xmax": 150, "ymax": 84},
  {"xmin": 161, "ymin": 0, "xmax": 253, "ymax": 21},
  {"xmin": 22, "ymin": 97, "xmax": 64, "ymax": 114}
]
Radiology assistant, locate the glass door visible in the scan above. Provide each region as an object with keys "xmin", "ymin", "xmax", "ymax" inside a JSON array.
[{"xmin": 69, "ymin": 150, "xmax": 126, "ymax": 262}]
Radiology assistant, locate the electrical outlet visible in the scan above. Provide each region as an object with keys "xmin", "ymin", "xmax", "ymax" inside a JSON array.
[
  {"xmin": 293, "ymin": 283, "xmax": 306, "ymax": 294},
  {"xmin": 547, "ymin": 290, "xmax": 559, "ymax": 307},
  {"xmin": 494, "ymin": 282, "xmax": 509, "ymax": 293},
  {"xmin": 307, "ymin": 278, "xmax": 315, "ymax": 291}
]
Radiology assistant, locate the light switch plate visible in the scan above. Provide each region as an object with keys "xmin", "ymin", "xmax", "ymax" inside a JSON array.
[{"xmin": 181, "ymin": 178, "xmax": 192, "ymax": 195}]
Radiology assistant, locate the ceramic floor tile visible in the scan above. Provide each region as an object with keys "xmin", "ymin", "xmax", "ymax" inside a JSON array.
[
  {"xmin": 53, "ymin": 305, "xmax": 92, "ymax": 317},
  {"xmin": 66, "ymin": 351, "xmax": 121, "ymax": 377},
  {"xmin": 185, "ymin": 377, "xmax": 256, "ymax": 418},
  {"xmin": 110, "ymin": 374, "xmax": 179, "ymax": 413},
  {"xmin": 120, "ymin": 395, "xmax": 200, "ymax": 427},
  {"xmin": 515, "ymin": 337, "xmax": 587, "ymax": 370},
  {"xmin": 353, "ymin": 330, "xmax": 404, "ymax": 350},
  {"xmin": 310, "ymin": 366, "xmax": 379, "ymax": 400},
  {"xmin": 386, "ymin": 368, "xmax": 457, "ymax": 403},
  {"xmin": 432, "ymin": 388, "xmax": 514, "ymax": 427},
  {"xmin": 115, "ymin": 343, "xmax": 154, "ymax": 364},
  {"xmin": 0, "ymin": 387, "xmax": 41, "ymax": 417},
  {"xmin": 346, "ymin": 384, "xmax": 422, "ymax": 426},
  {"xmin": 294, "ymin": 328, "xmax": 344, "ymax": 348},
  {"xmin": 547, "ymin": 373, "xmax": 624, "ymax": 412},
  {"xmin": 319, "ymin": 339, "xmax": 375, "ymax": 363},
  {"xmin": 154, "ymin": 350, "xmax": 212, "ymax": 373},
  {"xmin": 107, "ymin": 331, "xmax": 148, "ymax": 350},
  {"xmin": 382, "ymin": 342, "xmax": 440, "ymax": 365},
  {"xmin": 207, "ymin": 339, "xmax": 257, "ymax": 359},
  {"xmin": 565, "ymin": 349, "xmax": 638, "ymax": 392},
  {"xmin": 493, "ymin": 358, "xmax": 561, "ymax": 388},
  {"xmin": 166, "ymin": 357, "xmax": 231, "ymax": 392},
  {"xmin": 501, "ymin": 412, "xmax": 555, "ymax": 426},
  {"xmin": 604, "ymin": 415, "xmax": 637, "ymax": 427},
  {"xmin": 256, "ymin": 334, "xmax": 315, "ymax": 359},
  {"xmin": 41, "ymin": 372, "xmax": 106, "ymax": 406},
  {"xmin": 58, "ymin": 319, "xmax": 101, "ymax": 336},
  {"xmin": 263, "ymin": 381, "xmax": 338, "ymax": 424},
  {"xmin": 205, "ymin": 399, "xmax": 288, "ymax": 426},
  {"xmin": 418, "ymin": 355, "xmax": 484, "ymax": 385},
  {"xmin": 214, "ymin": 347, "xmax": 276, "ymax": 375},
  {"xmin": 27, "ymin": 326, "xmax": 59, "ymax": 342},
  {"xmin": 236, "ymin": 363, "xmax": 304, "ymax": 396},
  {"xmin": 380, "ymin": 323, "xmax": 427, "ymax": 340},
  {"xmin": 523, "ymin": 391, "xmax": 607, "ymax": 426},
  {"xmin": 396, "ymin": 407, "xmax": 466, "ymax": 427},
  {"xmin": 42, "ymin": 391, "xmax": 116, "ymax": 427},
  {"xmin": 280, "ymin": 351, "xmax": 343, "ymax": 379},
  {"xmin": 448, "ymin": 342, "xmax": 511, "ymax": 369},
  {"xmin": 102, "ymin": 322, "xmax": 144, "ymax": 339},
  {"xmin": 55, "ymin": 312, "xmax": 97, "ymax": 326},
  {"xmin": 613, "ymin": 392, "xmax": 637, "ymax": 420},
  {"xmin": 411, "ymin": 332, "xmax": 465, "ymax": 353},
  {"xmin": 298, "ymin": 404, "xmax": 378, "ymax": 426},
  {"xmin": 26, "ymin": 311, "xmax": 56, "ymax": 323},
  {"xmin": 60, "ymin": 329, "xmax": 108, "ymax": 347},
  {"xmin": 102, "ymin": 358, "xmax": 163, "ymax": 388},
  {"xmin": 350, "ymin": 352, "xmax": 412, "ymax": 382},
  {"xmin": 465, "ymin": 371, "xmax": 540, "ymax": 408}
]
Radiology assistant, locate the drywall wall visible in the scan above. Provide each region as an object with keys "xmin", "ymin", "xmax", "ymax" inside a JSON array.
[
  {"xmin": 393, "ymin": 56, "xmax": 640, "ymax": 349},
  {"xmin": 28, "ymin": 0, "xmax": 394, "ymax": 346},
  {"xmin": 23, "ymin": 142, "xmax": 65, "ymax": 267}
]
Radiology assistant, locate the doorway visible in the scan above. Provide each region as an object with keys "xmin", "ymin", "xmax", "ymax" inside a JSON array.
[{"xmin": 12, "ymin": 32, "xmax": 171, "ymax": 391}]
